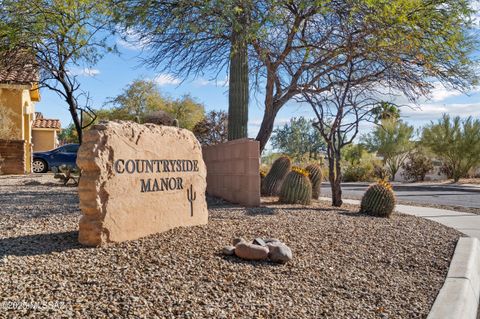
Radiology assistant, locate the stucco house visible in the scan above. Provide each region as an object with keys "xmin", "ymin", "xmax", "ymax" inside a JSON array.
[
  {"xmin": 32, "ymin": 112, "xmax": 61, "ymax": 152},
  {"xmin": 0, "ymin": 56, "xmax": 40, "ymax": 174}
]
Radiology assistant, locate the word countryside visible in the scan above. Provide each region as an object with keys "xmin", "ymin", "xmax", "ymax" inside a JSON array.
[
  {"xmin": 113, "ymin": 159, "xmax": 200, "ymax": 193},
  {"xmin": 114, "ymin": 159, "xmax": 199, "ymax": 174}
]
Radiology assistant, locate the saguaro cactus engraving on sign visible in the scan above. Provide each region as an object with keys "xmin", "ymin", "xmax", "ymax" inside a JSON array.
[{"xmin": 187, "ymin": 184, "xmax": 196, "ymax": 217}]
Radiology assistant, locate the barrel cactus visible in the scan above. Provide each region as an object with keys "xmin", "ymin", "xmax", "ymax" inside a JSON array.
[
  {"xmin": 260, "ymin": 169, "xmax": 267, "ymax": 183},
  {"xmin": 360, "ymin": 180, "xmax": 396, "ymax": 217},
  {"xmin": 261, "ymin": 156, "xmax": 291, "ymax": 196},
  {"xmin": 305, "ymin": 163, "xmax": 322, "ymax": 199},
  {"xmin": 279, "ymin": 167, "xmax": 312, "ymax": 205}
]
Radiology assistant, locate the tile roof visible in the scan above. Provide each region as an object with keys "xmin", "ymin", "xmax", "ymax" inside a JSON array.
[
  {"xmin": 33, "ymin": 118, "xmax": 61, "ymax": 130},
  {"xmin": 0, "ymin": 51, "xmax": 39, "ymax": 85}
]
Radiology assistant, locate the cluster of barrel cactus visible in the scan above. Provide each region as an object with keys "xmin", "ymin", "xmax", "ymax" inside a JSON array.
[
  {"xmin": 305, "ymin": 163, "xmax": 322, "ymax": 199},
  {"xmin": 261, "ymin": 157, "xmax": 323, "ymax": 204},
  {"xmin": 261, "ymin": 156, "xmax": 292, "ymax": 196},
  {"xmin": 360, "ymin": 180, "xmax": 396, "ymax": 217},
  {"xmin": 279, "ymin": 167, "xmax": 312, "ymax": 205}
]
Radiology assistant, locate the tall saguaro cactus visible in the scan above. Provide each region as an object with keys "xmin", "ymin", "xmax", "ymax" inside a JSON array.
[{"xmin": 228, "ymin": 3, "xmax": 249, "ymax": 141}]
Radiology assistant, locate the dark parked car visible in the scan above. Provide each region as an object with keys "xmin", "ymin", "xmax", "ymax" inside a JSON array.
[{"xmin": 32, "ymin": 144, "xmax": 80, "ymax": 173}]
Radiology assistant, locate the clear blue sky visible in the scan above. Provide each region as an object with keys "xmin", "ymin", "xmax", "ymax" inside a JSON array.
[{"xmin": 36, "ymin": 22, "xmax": 480, "ymax": 151}]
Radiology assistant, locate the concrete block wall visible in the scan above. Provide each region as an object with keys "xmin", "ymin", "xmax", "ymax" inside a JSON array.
[
  {"xmin": 203, "ymin": 138, "xmax": 260, "ymax": 207},
  {"xmin": 0, "ymin": 139, "xmax": 26, "ymax": 174}
]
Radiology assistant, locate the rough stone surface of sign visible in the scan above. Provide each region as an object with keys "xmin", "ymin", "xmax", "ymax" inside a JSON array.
[{"xmin": 77, "ymin": 121, "xmax": 208, "ymax": 246}]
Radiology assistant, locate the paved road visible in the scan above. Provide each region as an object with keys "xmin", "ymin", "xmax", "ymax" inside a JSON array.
[{"xmin": 321, "ymin": 182, "xmax": 480, "ymax": 209}]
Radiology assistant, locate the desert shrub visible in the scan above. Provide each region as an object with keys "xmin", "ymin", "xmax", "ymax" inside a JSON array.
[
  {"xmin": 343, "ymin": 162, "xmax": 374, "ymax": 182},
  {"xmin": 342, "ymin": 150, "xmax": 382, "ymax": 182},
  {"xmin": 373, "ymin": 163, "xmax": 388, "ymax": 180},
  {"xmin": 54, "ymin": 165, "xmax": 80, "ymax": 185},
  {"xmin": 192, "ymin": 110, "xmax": 227, "ymax": 146},
  {"xmin": 401, "ymin": 151, "xmax": 433, "ymax": 182},
  {"xmin": 421, "ymin": 115, "xmax": 480, "ymax": 182}
]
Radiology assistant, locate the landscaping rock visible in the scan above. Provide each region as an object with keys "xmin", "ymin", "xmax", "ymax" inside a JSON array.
[
  {"xmin": 76, "ymin": 121, "xmax": 208, "ymax": 246},
  {"xmin": 267, "ymin": 242, "xmax": 293, "ymax": 263},
  {"xmin": 264, "ymin": 238, "xmax": 281, "ymax": 244},
  {"xmin": 234, "ymin": 242, "xmax": 269, "ymax": 261},
  {"xmin": 232, "ymin": 237, "xmax": 245, "ymax": 246},
  {"xmin": 253, "ymin": 237, "xmax": 267, "ymax": 246},
  {"xmin": 221, "ymin": 246, "xmax": 236, "ymax": 256}
]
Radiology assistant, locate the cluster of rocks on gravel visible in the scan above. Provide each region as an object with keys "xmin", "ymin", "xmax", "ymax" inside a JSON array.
[
  {"xmin": 0, "ymin": 175, "xmax": 461, "ymax": 318},
  {"xmin": 222, "ymin": 237, "xmax": 293, "ymax": 263}
]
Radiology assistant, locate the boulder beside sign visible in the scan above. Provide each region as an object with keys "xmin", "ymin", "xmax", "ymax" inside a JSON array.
[{"xmin": 77, "ymin": 121, "xmax": 208, "ymax": 246}]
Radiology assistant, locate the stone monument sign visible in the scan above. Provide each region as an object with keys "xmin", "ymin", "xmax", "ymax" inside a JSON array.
[{"xmin": 77, "ymin": 121, "xmax": 208, "ymax": 246}]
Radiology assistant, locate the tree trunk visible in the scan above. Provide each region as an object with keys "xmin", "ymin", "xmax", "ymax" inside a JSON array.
[
  {"xmin": 227, "ymin": 11, "xmax": 248, "ymax": 141},
  {"xmin": 255, "ymin": 107, "xmax": 277, "ymax": 152},
  {"xmin": 390, "ymin": 165, "xmax": 398, "ymax": 181},
  {"xmin": 58, "ymin": 71, "xmax": 83, "ymax": 144},
  {"xmin": 327, "ymin": 144, "xmax": 343, "ymax": 207},
  {"xmin": 386, "ymin": 159, "xmax": 397, "ymax": 181},
  {"xmin": 332, "ymin": 147, "xmax": 343, "ymax": 207},
  {"xmin": 67, "ymin": 95, "xmax": 82, "ymax": 144}
]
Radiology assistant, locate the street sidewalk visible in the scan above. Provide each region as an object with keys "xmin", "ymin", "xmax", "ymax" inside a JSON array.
[{"xmin": 320, "ymin": 197, "xmax": 480, "ymax": 239}]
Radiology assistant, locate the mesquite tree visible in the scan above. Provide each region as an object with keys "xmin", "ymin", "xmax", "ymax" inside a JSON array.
[
  {"xmin": 302, "ymin": 61, "xmax": 378, "ymax": 207},
  {"xmin": 113, "ymin": 0, "xmax": 477, "ymax": 152},
  {"xmin": 0, "ymin": 0, "xmax": 113, "ymax": 143},
  {"xmin": 271, "ymin": 117, "xmax": 326, "ymax": 162}
]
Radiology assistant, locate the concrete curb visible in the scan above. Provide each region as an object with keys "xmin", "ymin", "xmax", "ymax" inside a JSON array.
[{"xmin": 427, "ymin": 237, "xmax": 480, "ymax": 319}]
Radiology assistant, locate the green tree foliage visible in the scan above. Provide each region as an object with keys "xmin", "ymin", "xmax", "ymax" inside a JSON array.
[
  {"xmin": 421, "ymin": 115, "xmax": 480, "ymax": 182},
  {"xmin": 270, "ymin": 117, "xmax": 326, "ymax": 163},
  {"xmin": 101, "ymin": 80, "xmax": 205, "ymax": 130},
  {"xmin": 372, "ymin": 102, "xmax": 401, "ymax": 124},
  {"xmin": 363, "ymin": 119, "xmax": 415, "ymax": 181},
  {"xmin": 113, "ymin": 0, "xmax": 479, "ymax": 153},
  {"xmin": 0, "ymin": 0, "xmax": 115, "ymax": 143},
  {"xmin": 58, "ymin": 123, "xmax": 79, "ymax": 144},
  {"xmin": 192, "ymin": 110, "xmax": 228, "ymax": 146},
  {"xmin": 104, "ymin": 80, "xmax": 165, "ymax": 121},
  {"xmin": 165, "ymin": 95, "xmax": 205, "ymax": 131},
  {"xmin": 342, "ymin": 144, "xmax": 369, "ymax": 166}
]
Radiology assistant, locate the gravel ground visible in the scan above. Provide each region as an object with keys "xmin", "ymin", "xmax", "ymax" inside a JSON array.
[{"xmin": 0, "ymin": 174, "xmax": 461, "ymax": 319}]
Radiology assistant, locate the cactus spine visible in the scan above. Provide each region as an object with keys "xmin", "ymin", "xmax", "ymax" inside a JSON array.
[
  {"xmin": 305, "ymin": 163, "xmax": 322, "ymax": 199},
  {"xmin": 261, "ymin": 156, "xmax": 291, "ymax": 196},
  {"xmin": 360, "ymin": 180, "xmax": 396, "ymax": 217},
  {"xmin": 279, "ymin": 167, "xmax": 312, "ymax": 205}
]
